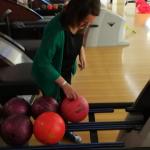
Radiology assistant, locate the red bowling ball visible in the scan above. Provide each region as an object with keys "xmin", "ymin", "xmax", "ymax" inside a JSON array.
[
  {"xmin": 61, "ymin": 96, "xmax": 89, "ymax": 123},
  {"xmin": 33, "ymin": 112, "xmax": 65, "ymax": 144}
]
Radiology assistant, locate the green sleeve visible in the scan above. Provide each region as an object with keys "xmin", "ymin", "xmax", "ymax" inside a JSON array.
[{"xmin": 33, "ymin": 22, "xmax": 62, "ymax": 82}]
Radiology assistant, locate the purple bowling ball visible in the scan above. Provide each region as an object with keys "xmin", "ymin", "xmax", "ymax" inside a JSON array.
[
  {"xmin": 3, "ymin": 97, "xmax": 31, "ymax": 117},
  {"xmin": 31, "ymin": 96, "xmax": 58, "ymax": 119},
  {"xmin": 1, "ymin": 114, "xmax": 33, "ymax": 146}
]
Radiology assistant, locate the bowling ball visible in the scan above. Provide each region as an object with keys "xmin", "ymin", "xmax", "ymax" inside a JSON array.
[
  {"xmin": 31, "ymin": 96, "xmax": 58, "ymax": 119},
  {"xmin": 3, "ymin": 97, "xmax": 31, "ymax": 117},
  {"xmin": 1, "ymin": 114, "xmax": 33, "ymax": 146},
  {"xmin": 33, "ymin": 112, "xmax": 65, "ymax": 144},
  {"xmin": 61, "ymin": 96, "xmax": 89, "ymax": 123}
]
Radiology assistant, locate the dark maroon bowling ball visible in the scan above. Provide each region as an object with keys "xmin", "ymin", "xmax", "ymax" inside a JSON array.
[
  {"xmin": 0, "ymin": 114, "xmax": 33, "ymax": 146},
  {"xmin": 3, "ymin": 97, "xmax": 31, "ymax": 117},
  {"xmin": 31, "ymin": 96, "xmax": 58, "ymax": 119}
]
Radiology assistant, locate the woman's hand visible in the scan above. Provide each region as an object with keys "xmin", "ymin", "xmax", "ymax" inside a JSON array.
[
  {"xmin": 78, "ymin": 46, "xmax": 86, "ymax": 70},
  {"xmin": 55, "ymin": 74, "xmax": 79, "ymax": 100},
  {"xmin": 62, "ymin": 82, "xmax": 79, "ymax": 100}
]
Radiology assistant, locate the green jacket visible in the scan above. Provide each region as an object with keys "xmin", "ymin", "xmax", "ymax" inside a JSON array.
[{"xmin": 32, "ymin": 14, "xmax": 77, "ymax": 102}]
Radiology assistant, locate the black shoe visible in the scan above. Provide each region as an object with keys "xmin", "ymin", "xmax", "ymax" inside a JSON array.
[{"xmin": 64, "ymin": 131, "xmax": 82, "ymax": 144}]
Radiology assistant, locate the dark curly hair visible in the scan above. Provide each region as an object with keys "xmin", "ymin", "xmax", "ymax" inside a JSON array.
[{"xmin": 61, "ymin": 0, "xmax": 101, "ymax": 27}]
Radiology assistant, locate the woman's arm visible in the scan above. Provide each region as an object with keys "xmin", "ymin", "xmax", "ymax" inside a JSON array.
[
  {"xmin": 78, "ymin": 46, "xmax": 86, "ymax": 70},
  {"xmin": 55, "ymin": 76, "xmax": 79, "ymax": 100}
]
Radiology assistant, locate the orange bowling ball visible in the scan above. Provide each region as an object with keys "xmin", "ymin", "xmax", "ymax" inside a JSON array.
[
  {"xmin": 33, "ymin": 112, "xmax": 65, "ymax": 144},
  {"xmin": 61, "ymin": 96, "xmax": 89, "ymax": 123}
]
